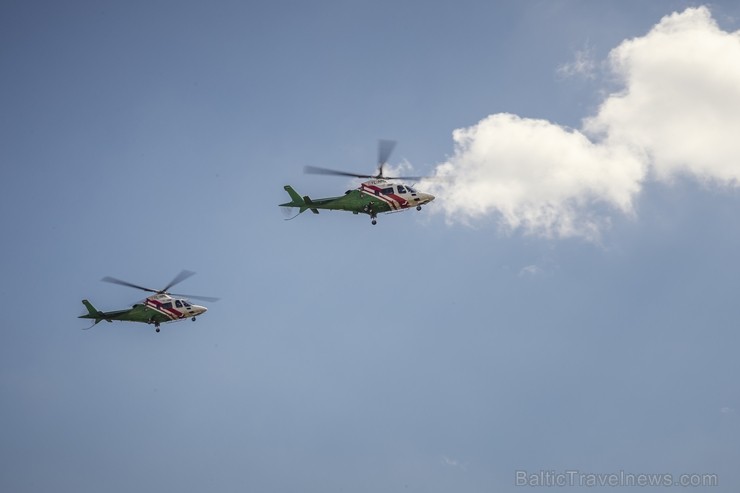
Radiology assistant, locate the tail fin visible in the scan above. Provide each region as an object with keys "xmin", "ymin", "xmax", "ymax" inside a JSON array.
[
  {"xmin": 280, "ymin": 185, "xmax": 316, "ymax": 215},
  {"xmin": 282, "ymin": 185, "xmax": 304, "ymax": 206},
  {"xmin": 79, "ymin": 299, "xmax": 103, "ymax": 326}
]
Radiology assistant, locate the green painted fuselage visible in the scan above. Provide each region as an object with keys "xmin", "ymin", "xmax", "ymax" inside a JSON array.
[
  {"xmin": 281, "ymin": 187, "xmax": 391, "ymax": 215},
  {"xmin": 78, "ymin": 302, "xmax": 171, "ymax": 325}
]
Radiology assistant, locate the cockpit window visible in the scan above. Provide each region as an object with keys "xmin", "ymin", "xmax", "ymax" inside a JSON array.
[
  {"xmin": 183, "ymin": 301, "xmax": 191, "ymax": 307},
  {"xmin": 406, "ymin": 186, "xmax": 417, "ymax": 193},
  {"xmin": 175, "ymin": 300, "xmax": 183, "ymax": 308},
  {"xmin": 397, "ymin": 185, "xmax": 407, "ymax": 193}
]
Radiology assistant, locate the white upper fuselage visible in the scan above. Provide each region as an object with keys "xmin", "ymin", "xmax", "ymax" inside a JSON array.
[
  {"xmin": 358, "ymin": 179, "xmax": 435, "ymax": 211},
  {"xmin": 144, "ymin": 293, "xmax": 207, "ymax": 321}
]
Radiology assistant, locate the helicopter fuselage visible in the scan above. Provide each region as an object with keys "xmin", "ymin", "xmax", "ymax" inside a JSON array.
[
  {"xmin": 280, "ymin": 179, "xmax": 434, "ymax": 224},
  {"xmin": 79, "ymin": 294, "xmax": 207, "ymax": 328}
]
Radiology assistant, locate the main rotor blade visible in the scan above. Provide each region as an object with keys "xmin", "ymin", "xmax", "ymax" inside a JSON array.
[
  {"xmin": 101, "ymin": 276, "xmax": 158, "ymax": 293},
  {"xmin": 169, "ymin": 292, "xmax": 220, "ymax": 302},
  {"xmin": 304, "ymin": 165, "xmax": 375, "ymax": 179},
  {"xmin": 161, "ymin": 270, "xmax": 196, "ymax": 293},
  {"xmin": 304, "ymin": 165, "xmax": 428, "ymax": 182},
  {"xmin": 382, "ymin": 174, "xmax": 428, "ymax": 181},
  {"xmin": 377, "ymin": 139, "xmax": 396, "ymax": 177}
]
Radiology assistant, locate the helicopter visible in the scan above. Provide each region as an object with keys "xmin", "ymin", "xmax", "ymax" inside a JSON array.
[
  {"xmin": 280, "ymin": 140, "xmax": 435, "ymax": 225},
  {"xmin": 79, "ymin": 270, "xmax": 217, "ymax": 333}
]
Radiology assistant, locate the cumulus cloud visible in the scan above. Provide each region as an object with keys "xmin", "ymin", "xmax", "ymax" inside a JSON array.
[
  {"xmin": 424, "ymin": 6, "xmax": 740, "ymax": 239},
  {"xmin": 426, "ymin": 113, "xmax": 644, "ymax": 239},
  {"xmin": 585, "ymin": 7, "xmax": 740, "ymax": 184}
]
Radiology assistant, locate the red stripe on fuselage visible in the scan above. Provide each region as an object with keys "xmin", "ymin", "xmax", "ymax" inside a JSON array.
[
  {"xmin": 360, "ymin": 184, "xmax": 409, "ymax": 210},
  {"xmin": 145, "ymin": 298, "xmax": 182, "ymax": 320}
]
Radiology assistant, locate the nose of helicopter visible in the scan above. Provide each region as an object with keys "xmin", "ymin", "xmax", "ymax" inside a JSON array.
[{"xmin": 421, "ymin": 192, "xmax": 435, "ymax": 204}]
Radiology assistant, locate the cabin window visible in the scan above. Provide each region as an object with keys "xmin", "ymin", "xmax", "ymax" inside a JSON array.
[
  {"xmin": 397, "ymin": 185, "xmax": 407, "ymax": 194},
  {"xmin": 162, "ymin": 302, "xmax": 173, "ymax": 309},
  {"xmin": 382, "ymin": 187, "xmax": 394, "ymax": 195},
  {"xmin": 175, "ymin": 300, "xmax": 183, "ymax": 308}
]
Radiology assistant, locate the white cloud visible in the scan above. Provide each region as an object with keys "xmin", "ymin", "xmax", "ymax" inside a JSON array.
[
  {"xmin": 423, "ymin": 113, "xmax": 644, "ymax": 240},
  {"xmin": 585, "ymin": 6, "xmax": 740, "ymax": 185},
  {"xmin": 441, "ymin": 455, "xmax": 467, "ymax": 470},
  {"xmin": 557, "ymin": 44, "xmax": 598, "ymax": 79},
  {"xmin": 426, "ymin": 6, "xmax": 740, "ymax": 239},
  {"xmin": 518, "ymin": 264, "xmax": 543, "ymax": 277}
]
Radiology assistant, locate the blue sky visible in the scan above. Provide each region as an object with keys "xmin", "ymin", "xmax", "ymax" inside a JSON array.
[{"xmin": 2, "ymin": 1, "xmax": 740, "ymax": 491}]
